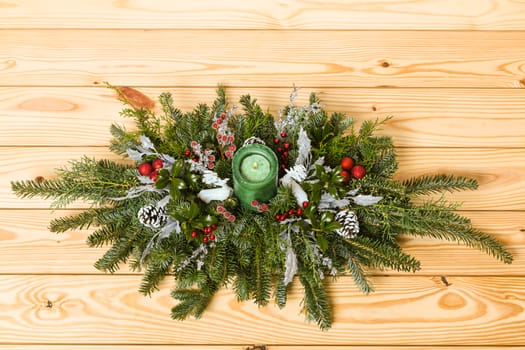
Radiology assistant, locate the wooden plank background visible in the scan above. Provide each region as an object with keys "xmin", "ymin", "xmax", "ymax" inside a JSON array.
[{"xmin": 0, "ymin": 1, "xmax": 524, "ymax": 349}]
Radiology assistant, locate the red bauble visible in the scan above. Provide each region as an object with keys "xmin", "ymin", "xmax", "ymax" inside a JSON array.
[
  {"xmin": 340, "ymin": 157, "xmax": 354, "ymax": 171},
  {"xmin": 209, "ymin": 234, "xmax": 216, "ymax": 241},
  {"xmin": 302, "ymin": 201, "xmax": 309, "ymax": 208},
  {"xmin": 149, "ymin": 170, "xmax": 159, "ymax": 182},
  {"xmin": 351, "ymin": 165, "xmax": 366, "ymax": 179},
  {"xmin": 296, "ymin": 208, "xmax": 303, "ymax": 216},
  {"xmin": 340, "ymin": 169, "xmax": 351, "ymax": 184},
  {"xmin": 138, "ymin": 162, "xmax": 153, "ymax": 176},
  {"xmin": 203, "ymin": 236, "xmax": 209, "ymax": 243},
  {"xmin": 184, "ymin": 150, "xmax": 191, "ymax": 157},
  {"xmin": 283, "ymin": 142, "xmax": 291, "ymax": 150},
  {"xmin": 274, "ymin": 138, "xmax": 280, "ymax": 145},
  {"xmin": 191, "ymin": 231, "xmax": 198, "ymax": 238},
  {"xmin": 280, "ymin": 132, "xmax": 287, "ymax": 138},
  {"xmin": 152, "ymin": 158, "xmax": 164, "ymax": 170}
]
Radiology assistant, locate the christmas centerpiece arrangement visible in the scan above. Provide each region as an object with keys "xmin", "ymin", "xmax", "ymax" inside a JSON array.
[{"xmin": 12, "ymin": 86, "xmax": 512, "ymax": 329}]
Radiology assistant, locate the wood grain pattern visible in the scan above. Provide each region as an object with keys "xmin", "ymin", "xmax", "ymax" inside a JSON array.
[
  {"xmin": 2, "ymin": 87, "xmax": 525, "ymax": 148},
  {"xmin": 2, "ymin": 30, "xmax": 525, "ymax": 88},
  {"xmin": 0, "ymin": 347, "xmax": 519, "ymax": 350},
  {"xmin": 0, "ymin": 210, "xmax": 521, "ymax": 275},
  {"xmin": 3, "ymin": 147, "xmax": 524, "ymax": 210},
  {"xmin": 2, "ymin": 0, "xmax": 525, "ymax": 30},
  {"xmin": 2, "ymin": 0, "xmax": 524, "ymax": 347},
  {"xmin": 0, "ymin": 275, "xmax": 523, "ymax": 345}
]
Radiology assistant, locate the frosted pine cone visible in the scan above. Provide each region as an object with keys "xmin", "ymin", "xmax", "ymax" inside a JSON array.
[
  {"xmin": 335, "ymin": 209, "xmax": 359, "ymax": 239},
  {"xmin": 138, "ymin": 205, "xmax": 167, "ymax": 229}
]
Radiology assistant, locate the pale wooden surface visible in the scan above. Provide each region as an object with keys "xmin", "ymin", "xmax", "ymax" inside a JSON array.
[
  {"xmin": 2, "ymin": 87, "xmax": 525, "ymax": 148},
  {"xmin": 2, "ymin": 30, "xmax": 525, "ymax": 88},
  {"xmin": 0, "ymin": 348, "xmax": 520, "ymax": 350},
  {"xmin": 1, "ymin": 1, "xmax": 524, "ymax": 349},
  {"xmin": 2, "ymin": 0, "xmax": 525, "ymax": 30},
  {"xmin": 0, "ymin": 275, "xmax": 524, "ymax": 345}
]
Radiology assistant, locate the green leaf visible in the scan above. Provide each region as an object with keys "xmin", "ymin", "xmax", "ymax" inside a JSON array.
[
  {"xmin": 188, "ymin": 202, "xmax": 200, "ymax": 220},
  {"xmin": 171, "ymin": 178, "xmax": 187, "ymax": 191},
  {"xmin": 171, "ymin": 160, "xmax": 184, "ymax": 176},
  {"xmin": 155, "ymin": 177, "xmax": 170, "ymax": 189},
  {"xmin": 316, "ymin": 234, "xmax": 329, "ymax": 252},
  {"xmin": 194, "ymin": 214, "xmax": 216, "ymax": 227}
]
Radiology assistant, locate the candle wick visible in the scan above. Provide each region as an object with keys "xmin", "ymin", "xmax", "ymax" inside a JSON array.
[{"xmin": 252, "ymin": 162, "xmax": 258, "ymax": 169}]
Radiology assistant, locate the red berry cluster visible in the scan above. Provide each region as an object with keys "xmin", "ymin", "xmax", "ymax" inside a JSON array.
[
  {"xmin": 250, "ymin": 200, "xmax": 269, "ymax": 212},
  {"xmin": 138, "ymin": 158, "xmax": 164, "ymax": 182},
  {"xmin": 213, "ymin": 112, "xmax": 236, "ymax": 160},
  {"xmin": 274, "ymin": 131, "xmax": 291, "ymax": 171},
  {"xmin": 186, "ymin": 141, "xmax": 216, "ymax": 170},
  {"xmin": 191, "ymin": 224, "xmax": 217, "ymax": 243},
  {"xmin": 274, "ymin": 201, "xmax": 308, "ymax": 221},
  {"xmin": 216, "ymin": 205, "xmax": 235, "ymax": 223},
  {"xmin": 339, "ymin": 157, "xmax": 366, "ymax": 184}
]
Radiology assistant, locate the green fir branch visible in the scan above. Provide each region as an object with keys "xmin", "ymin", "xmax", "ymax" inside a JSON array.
[
  {"xmin": 211, "ymin": 85, "xmax": 227, "ymax": 116},
  {"xmin": 403, "ymin": 174, "xmax": 479, "ymax": 196},
  {"xmin": 139, "ymin": 256, "xmax": 173, "ymax": 296},
  {"xmin": 396, "ymin": 205, "xmax": 513, "ymax": 263},
  {"xmin": 347, "ymin": 255, "xmax": 374, "ymax": 294},
  {"xmin": 158, "ymin": 92, "xmax": 183, "ymax": 122},
  {"xmin": 236, "ymin": 94, "xmax": 277, "ymax": 146},
  {"xmin": 233, "ymin": 272, "xmax": 251, "ymax": 302},
  {"xmin": 12, "ymin": 157, "xmax": 137, "ymax": 208},
  {"xmin": 171, "ymin": 288, "xmax": 213, "ymax": 320},
  {"xmin": 298, "ymin": 273, "xmax": 332, "ymax": 330},
  {"xmin": 347, "ymin": 236, "xmax": 421, "ymax": 273},
  {"xmin": 251, "ymin": 243, "xmax": 272, "ymax": 306},
  {"xmin": 94, "ymin": 233, "xmax": 136, "ymax": 273},
  {"xmin": 86, "ymin": 224, "xmax": 124, "ymax": 247},
  {"xmin": 274, "ymin": 280, "xmax": 289, "ymax": 308}
]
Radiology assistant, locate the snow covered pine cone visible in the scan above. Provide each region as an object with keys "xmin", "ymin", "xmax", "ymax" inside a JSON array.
[
  {"xmin": 335, "ymin": 209, "xmax": 360, "ymax": 239},
  {"xmin": 138, "ymin": 205, "xmax": 167, "ymax": 229}
]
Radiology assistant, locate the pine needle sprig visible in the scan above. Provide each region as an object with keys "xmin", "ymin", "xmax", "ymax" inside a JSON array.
[
  {"xmin": 397, "ymin": 206, "xmax": 513, "ymax": 263},
  {"xmin": 171, "ymin": 288, "xmax": 213, "ymax": 320},
  {"xmin": 299, "ymin": 273, "xmax": 332, "ymax": 330},
  {"xmin": 347, "ymin": 255, "xmax": 374, "ymax": 294},
  {"xmin": 12, "ymin": 157, "xmax": 137, "ymax": 208},
  {"xmin": 347, "ymin": 236, "xmax": 421, "ymax": 273},
  {"xmin": 403, "ymin": 174, "xmax": 479, "ymax": 196},
  {"xmin": 94, "ymin": 232, "xmax": 139, "ymax": 273},
  {"xmin": 139, "ymin": 255, "xmax": 173, "ymax": 296}
]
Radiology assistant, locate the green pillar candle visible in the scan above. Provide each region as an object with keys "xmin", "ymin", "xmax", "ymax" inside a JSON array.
[{"xmin": 232, "ymin": 143, "xmax": 279, "ymax": 210}]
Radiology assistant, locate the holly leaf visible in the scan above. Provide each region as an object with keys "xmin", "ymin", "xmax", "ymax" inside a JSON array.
[
  {"xmin": 171, "ymin": 178, "xmax": 187, "ymax": 191},
  {"xmin": 316, "ymin": 234, "xmax": 329, "ymax": 253}
]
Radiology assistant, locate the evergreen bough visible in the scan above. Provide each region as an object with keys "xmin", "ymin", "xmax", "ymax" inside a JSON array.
[{"xmin": 12, "ymin": 85, "xmax": 512, "ymax": 330}]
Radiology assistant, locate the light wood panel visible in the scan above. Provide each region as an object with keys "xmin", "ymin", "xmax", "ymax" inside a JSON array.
[
  {"xmin": 0, "ymin": 347, "xmax": 519, "ymax": 350},
  {"xmin": 2, "ymin": 87, "xmax": 525, "ymax": 148},
  {"xmin": 3, "ymin": 147, "xmax": 524, "ymax": 210},
  {"xmin": 0, "ymin": 275, "xmax": 524, "ymax": 345},
  {"xmin": 2, "ymin": 30, "xmax": 525, "ymax": 88},
  {"xmin": 2, "ymin": 0, "xmax": 525, "ymax": 30},
  {"xmin": 0, "ymin": 210, "xmax": 521, "ymax": 275}
]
